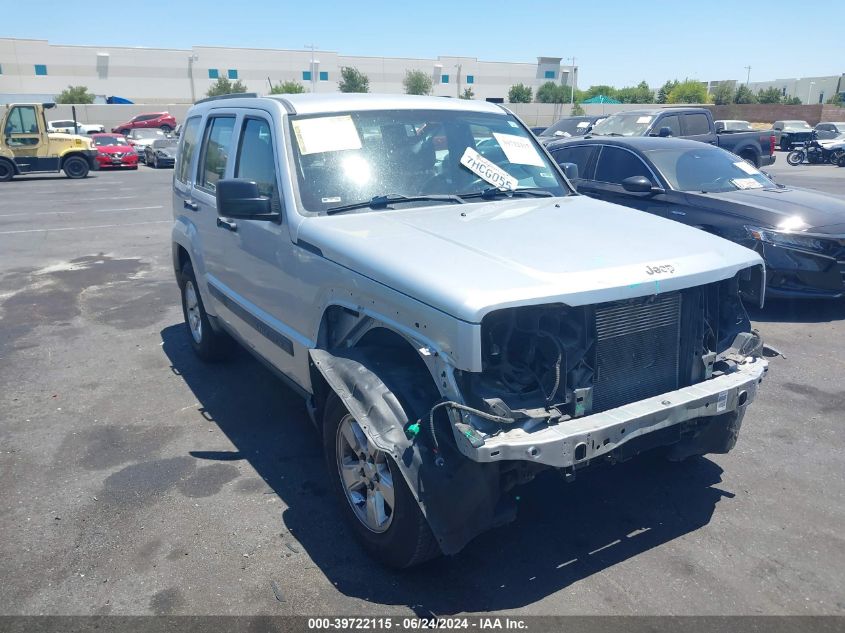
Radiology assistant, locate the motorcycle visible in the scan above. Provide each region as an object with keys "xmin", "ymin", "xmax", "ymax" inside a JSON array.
[{"xmin": 787, "ymin": 132, "xmax": 845, "ymax": 166}]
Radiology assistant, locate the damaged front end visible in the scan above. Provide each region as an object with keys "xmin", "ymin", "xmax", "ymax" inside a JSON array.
[{"xmin": 446, "ymin": 269, "xmax": 770, "ymax": 469}]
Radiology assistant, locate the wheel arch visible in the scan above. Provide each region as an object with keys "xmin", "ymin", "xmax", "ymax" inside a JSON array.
[{"xmin": 0, "ymin": 156, "xmax": 19, "ymax": 176}]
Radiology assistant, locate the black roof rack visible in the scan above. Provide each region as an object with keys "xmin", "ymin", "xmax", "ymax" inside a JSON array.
[{"xmin": 194, "ymin": 92, "xmax": 259, "ymax": 105}]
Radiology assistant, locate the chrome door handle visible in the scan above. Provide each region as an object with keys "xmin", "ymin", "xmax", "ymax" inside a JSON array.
[{"xmin": 183, "ymin": 200, "xmax": 198, "ymax": 211}]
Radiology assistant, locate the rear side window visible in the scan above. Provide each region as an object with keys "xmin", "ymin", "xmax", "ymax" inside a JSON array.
[
  {"xmin": 550, "ymin": 145, "xmax": 599, "ymax": 180},
  {"xmin": 594, "ymin": 147, "xmax": 653, "ymax": 184},
  {"xmin": 198, "ymin": 116, "xmax": 235, "ymax": 191},
  {"xmin": 235, "ymin": 118, "xmax": 279, "ymax": 205},
  {"xmin": 176, "ymin": 116, "xmax": 201, "ymax": 184},
  {"xmin": 684, "ymin": 113, "xmax": 710, "ymax": 136},
  {"xmin": 656, "ymin": 115, "xmax": 681, "ymax": 137}
]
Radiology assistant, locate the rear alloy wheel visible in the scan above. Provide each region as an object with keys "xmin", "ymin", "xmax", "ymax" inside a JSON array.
[
  {"xmin": 323, "ymin": 392, "xmax": 440, "ymax": 569},
  {"xmin": 179, "ymin": 262, "xmax": 233, "ymax": 362},
  {"xmin": 63, "ymin": 156, "xmax": 89, "ymax": 179},
  {"xmin": 0, "ymin": 159, "xmax": 14, "ymax": 182},
  {"xmin": 787, "ymin": 150, "xmax": 805, "ymax": 166},
  {"xmin": 160, "ymin": 125, "xmax": 172, "ymax": 133}
]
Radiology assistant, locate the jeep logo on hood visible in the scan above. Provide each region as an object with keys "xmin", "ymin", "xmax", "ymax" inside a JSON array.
[{"xmin": 646, "ymin": 264, "xmax": 675, "ymax": 275}]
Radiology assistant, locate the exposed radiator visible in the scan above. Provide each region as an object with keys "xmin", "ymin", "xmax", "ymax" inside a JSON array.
[{"xmin": 592, "ymin": 293, "xmax": 682, "ymax": 412}]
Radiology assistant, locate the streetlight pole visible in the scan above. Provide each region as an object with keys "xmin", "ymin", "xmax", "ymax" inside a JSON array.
[
  {"xmin": 567, "ymin": 56, "xmax": 577, "ymax": 106},
  {"xmin": 305, "ymin": 43, "xmax": 317, "ymax": 92},
  {"xmin": 455, "ymin": 63, "xmax": 462, "ymax": 98},
  {"xmin": 744, "ymin": 65, "xmax": 751, "ymax": 86},
  {"xmin": 188, "ymin": 53, "xmax": 198, "ymax": 103},
  {"xmin": 807, "ymin": 81, "xmax": 815, "ymax": 104}
]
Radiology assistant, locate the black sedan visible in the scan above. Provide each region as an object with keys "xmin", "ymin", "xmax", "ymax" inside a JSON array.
[
  {"xmin": 547, "ymin": 136, "xmax": 845, "ymax": 299},
  {"xmin": 143, "ymin": 138, "xmax": 178, "ymax": 168}
]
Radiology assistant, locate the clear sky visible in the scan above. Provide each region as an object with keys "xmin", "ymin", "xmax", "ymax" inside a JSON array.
[{"xmin": 4, "ymin": 0, "xmax": 843, "ymax": 88}]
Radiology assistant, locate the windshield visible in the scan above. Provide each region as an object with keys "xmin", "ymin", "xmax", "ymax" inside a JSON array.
[
  {"xmin": 543, "ymin": 117, "xmax": 594, "ymax": 138},
  {"xmin": 93, "ymin": 136, "xmax": 126, "ymax": 147},
  {"xmin": 288, "ymin": 109, "xmax": 569, "ymax": 213},
  {"xmin": 721, "ymin": 121, "xmax": 753, "ymax": 131},
  {"xmin": 784, "ymin": 121, "xmax": 811, "ymax": 129},
  {"xmin": 646, "ymin": 147, "xmax": 775, "ymax": 193},
  {"xmin": 135, "ymin": 129, "xmax": 165, "ymax": 139},
  {"xmin": 590, "ymin": 113, "xmax": 653, "ymax": 137}
]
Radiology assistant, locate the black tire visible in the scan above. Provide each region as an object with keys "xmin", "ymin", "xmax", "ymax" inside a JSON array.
[
  {"xmin": 152, "ymin": 155, "xmax": 159, "ymax": 169},
  {"xmin": 780, "ymin": 136, "xmax": 791, "ymax": 151},
  {"xmin": 62, "ymin": 156, "xmax": 90, "ymax": 179},
  {"xmin": 787, "ymin": 150, "xmax": 805, "ymax": 166},
  {"xmin": 119, "ymin": 129, "xmax": 130, "ymax": 136},
  {"xmin": 160, "ymin": 125, "xmax": 172, "ymax": 133},
  {"xmin": 838, "ymin": 153, "xmax": 845, "ymax": 168},
  {"xmin": 323, "ymin": 391, "xmax": 440, "ymax": 569},
  {"xmin": 0, "ymin": 159, "xmax": 14, "ymax": 182},
  {"xmin": 740, "ymin": 153, "xmax": 759, "ymax": 168},
  {"xmin": 179, "ymin": 262, "xmax": 233, "ymax": 362}
]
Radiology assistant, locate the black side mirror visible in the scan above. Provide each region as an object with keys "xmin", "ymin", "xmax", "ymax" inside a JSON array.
[
  {"xmin": 621, "ymin": 175, "xmax": 663, "ymax": 195},
  {"xmin": 560, "ymin": 162, "xmax": 579, "ymax": 182},
  {"xmin": 216, "ymin": 179, "xmax": 277, "ymax": 220},
  {"xmin": 658, "ymin": 126, "xmax": 673, "ymax": 137}
]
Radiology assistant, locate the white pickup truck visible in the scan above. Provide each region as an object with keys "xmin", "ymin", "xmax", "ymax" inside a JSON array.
[{"xmin": 47, "ymin": 119, "xmax": 105, "ymax": 135}]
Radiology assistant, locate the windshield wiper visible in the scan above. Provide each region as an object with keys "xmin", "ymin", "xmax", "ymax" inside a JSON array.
[
  {"xmin": 326, "ymin": 193, "xmax": 465, "ymax": 215},
  {"xmin": 461, "ymin": 187, "xmax": 555, "ymax": 201}
]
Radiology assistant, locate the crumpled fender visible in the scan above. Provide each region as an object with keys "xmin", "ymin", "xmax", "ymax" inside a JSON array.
[{"xmin": 310, "ymin": 347, "xmax": 512, "ymax": 556}]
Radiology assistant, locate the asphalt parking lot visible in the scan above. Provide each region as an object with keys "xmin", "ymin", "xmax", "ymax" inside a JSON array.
[{"xmin": 1, "ymin": 158, "xmax": 844, "ymax": 617}]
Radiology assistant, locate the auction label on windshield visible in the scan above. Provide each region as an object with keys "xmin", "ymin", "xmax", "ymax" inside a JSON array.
[
  {"xmin": 460, "ymin": 147, "xmax": 518, "ymax": 190},
  {"xmin": 292, "ymin": 115, "xmax": 362, "ymax": 155},
  {"xmin": 493, "ymin": 132, "xmax": 545, "ymax": 166},
  {"xmin": 731, "ymin": 177, "xmax": 764, "ymax": 190}
]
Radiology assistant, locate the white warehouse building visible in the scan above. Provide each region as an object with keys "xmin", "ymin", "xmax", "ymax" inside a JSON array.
[{"xmin": 0, "ymin": 38, "xmax": 576, "ymax": 104}]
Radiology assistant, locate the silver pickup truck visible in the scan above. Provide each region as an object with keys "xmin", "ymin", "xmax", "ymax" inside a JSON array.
[{"xmin": 171, "ymin": 93, "xmax": 770, "ymax": 568}]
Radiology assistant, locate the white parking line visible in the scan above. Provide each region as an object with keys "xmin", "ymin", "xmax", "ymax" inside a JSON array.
[
  {"xmin": 0, "ymin": 205, "xmax": 163, "ymax": 218},
  {"xmin": 0, "ymin": 219, "xmax": 171, "ymax": 235}
]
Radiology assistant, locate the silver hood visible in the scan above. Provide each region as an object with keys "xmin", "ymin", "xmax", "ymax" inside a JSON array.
[{"xmin": 297, "ymin": 196, "xmax": 763, "ymax": 323}]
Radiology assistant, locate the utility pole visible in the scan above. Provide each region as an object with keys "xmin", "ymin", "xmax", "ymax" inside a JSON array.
[
  {"xmin": 807, "ymin": 81, "xmax": 815, "ymax": 104},
  {"xmin": 567, "ymin": 56, "xmax": 577, "ymax": 106},
  {"xmin": 305, "ymin": 43, "xmax": 318, "ymax": 92},
  {"xmin": 744, "ymin": 65, "xmax": 751, "ymax": 86},
  {"xmin": 188, "ymin": 53, "xmax": 198, "ymax": 103},
  {"xmin": 456, "ymin": 63, "xmax": 462, "ymax": 98}
]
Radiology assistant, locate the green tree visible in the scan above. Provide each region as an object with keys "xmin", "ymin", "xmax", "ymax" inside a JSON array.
[
  {"xmin": 403, "ymin": 69, "xmax": 432, "ymax": 95},
  {"xmin": 570, "ymin": 103, "xmax": 586, "ymax": 116},
  {"xmin": 508, "ymin": 83, "xmax": 533, "ymax": 103},
  {"xmin": 734, "ymin": 85, "xmax": 758, "ymax": 104},
  {"xmin": 583, "ymin": 85, "xmax": 617, "ymax": 100},
  {"xmin": 783, "ymin": 96, "xmax": 803, "ymax": 105},
  {"xmin": 338, "ymin": 67, "xmax": 369, "ymax": 93},
  {"xmin": 656, "ymin": 79, "xmax": 679, "ymax": 104},
  {"xmin": 460, "ymin": 87, "xmax": 475, "ymax": 100},
  {"xmin": 757, "ymin": 87, "xmax": 783, "ymax": 104},
  {"xmin": 825, "ymin": 93, "xmax": 843, "ymax": 105},
  {"xmin": 206, "ymin": 77, "xmax": 247, "ymax": 97},
  {"xmin": 55, "ymin": 85, "xmax": 95, "ymax": 104},
  {"xmin": 535, "ymin": 82, "xmax": 572, "ymax": 103},
  {"xmin": 710, "ymin": 82, "xmax": 734, "ymax": 105},
  {"xmin": 615, "ymin": 81, "xmax": 654, "ymax": 104},
  {"xmin": 667, "ymin": 79, "xmax": 709, "ymax": 104},
  {"xmin": 269, "ymin": 80, "xmax": 306, "ymax": 94}
]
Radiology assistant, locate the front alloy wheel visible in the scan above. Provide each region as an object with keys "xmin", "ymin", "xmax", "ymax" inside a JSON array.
[
  {"xmin": 336, "ymin": 414, "xmax": 395, "ymax": 532},
  {"xmin": 183, "ymin": 279, "xmax": 203, "ymax": 345}
]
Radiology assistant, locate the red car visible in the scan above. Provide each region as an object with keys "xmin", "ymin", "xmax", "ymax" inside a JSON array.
[
  {"xmin": 90, "ymin": 133, "xmax": 139, "ymax": 170},
  {"xmin": 111, "ymin": 112, "xmax": 177, "ymax": 135}
]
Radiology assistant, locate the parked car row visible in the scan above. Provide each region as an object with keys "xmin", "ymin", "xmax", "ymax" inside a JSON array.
[{"xmin": 89, "ymin": 129, "xmax": 178, "ymax": 170}]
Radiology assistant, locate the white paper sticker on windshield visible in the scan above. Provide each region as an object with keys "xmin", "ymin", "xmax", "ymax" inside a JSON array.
[
  {"xmin": 493, "ymin": 132, "xmax": 545, "ymax": 167},
  {"xmin": 731, "ymin": 177, "xmax": 764, "ymax": 190},
  {"xmin": 637, "ymin": 116, "xmax": 653, "ymax": 124},
  {"xmin": 577, "ymin": 121, "xmax": 590, "ymax": 128},
  {"xmin": 460, "ymin": 147, "xmax": 518, "ymax": 190},
  {"xmin": 292, "ymin": 115, "xmax": 362, "ymax": 155},
  {"xmin": 734, "ymin": 161, "xmax": 760, "ymax": 175}
]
